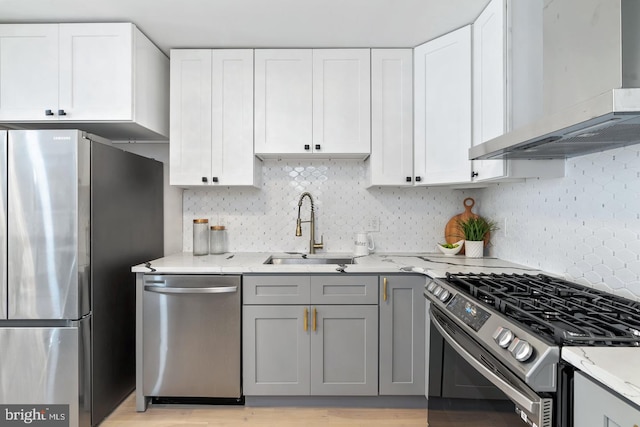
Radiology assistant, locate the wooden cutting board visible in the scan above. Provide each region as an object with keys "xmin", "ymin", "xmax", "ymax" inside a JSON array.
[{"xmin": 444, "ymin": 198, "xmax": 478, "ymax": 254}]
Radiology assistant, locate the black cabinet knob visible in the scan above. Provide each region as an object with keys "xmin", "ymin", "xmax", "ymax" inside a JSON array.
[
  {"xmin": 304, "ymin": 144, "xmax": 310, "ymax": 150},
  {"xmin": 58, "ymin": 109, "xmax": 66, "ymax": 116},
  {"xmin": 406, "ymin": 177, "xmax": 412, "ymax": 182},
  {"xmin": 202, "ymin": 177, "xmax": 208, "ymax": 183},
  {"xmin": 471, "ymin": 171, "xmax": 479, "ymax": 178},
  {"xmin": 45, "ymin": 109, "xmax": 54, "ymax": 116},
  {"xmin": 415, "ymin": 176, "xmax": 422, "ymax": 182},
  {"xmin": 212, "ymin": 177, "xmax": 219, "ymax": 183},
  {"xmin": 315, "ymin": 144, "xmax": 321, "ymax": 150}
]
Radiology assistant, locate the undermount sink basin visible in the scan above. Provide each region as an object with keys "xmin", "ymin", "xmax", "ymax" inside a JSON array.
[{"xmin": 264, "ymin": 256, "xmax": 355, "ymax": 265}]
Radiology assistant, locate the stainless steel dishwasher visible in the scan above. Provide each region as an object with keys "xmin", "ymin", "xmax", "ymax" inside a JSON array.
[{"xmin": 142, "ymin": 274, "xmax": 241, "ymax": 400}]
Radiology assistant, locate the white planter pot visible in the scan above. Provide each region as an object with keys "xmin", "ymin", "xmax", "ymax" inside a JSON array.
[{"xmin": 465, "ymin": 240, "xmax": 484, "ymax": 258}]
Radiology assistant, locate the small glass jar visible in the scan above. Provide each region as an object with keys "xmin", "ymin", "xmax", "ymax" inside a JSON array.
[
  {"xmin": 209, "ymin": 225, "xmax": 228, "ymax": 254},
  {"xmin": 192, "ymin": 219, "xmax": 209, "ymax": 256}
]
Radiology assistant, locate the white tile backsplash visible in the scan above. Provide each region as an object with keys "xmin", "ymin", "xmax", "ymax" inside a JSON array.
[
  {"xmin": 181, "ymin": 147, "xmax": 640, "ymax": 297},
  {"xmin": 183, "ymin": 159, "xmax": 479, "ymax": 254},
  {"xmin": 480, "ymin": 146, "xmax": 640, "ymax": 297}
]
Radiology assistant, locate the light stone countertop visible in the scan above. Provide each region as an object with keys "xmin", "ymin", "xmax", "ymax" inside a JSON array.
[
  {"xmin": 132, "ymin": 252, "xmax": 640, "ymax": 404},
  {"xmin": 562, "ymin": 347, "xmax": 640, "ymax": 407},
  {"xmin": 131, "ymin": 251, "xmax": 541, "ymax": 277}
]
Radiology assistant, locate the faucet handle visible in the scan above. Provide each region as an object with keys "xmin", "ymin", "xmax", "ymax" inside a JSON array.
[{"xmin": 313, "ymin": 235, "xmax": 324, "ymax": 250}]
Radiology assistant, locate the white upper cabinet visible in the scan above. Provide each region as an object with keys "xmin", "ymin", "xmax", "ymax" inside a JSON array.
[
  {"xmin": 471, "ymin": 0, "xmax": 564, "ymax": 182},
  {"xmin": 0, "ymin": 23, "xmax": 169, "ymax": 140},
  {"xmin": 312, "ymin": 49, "xmax": 370, "ymax": 156},
  {"xmin": 255, "ymin": 49, "xmax": 371, "ymax": 158},
  {"xmin": 170, "ymin": 49, "xmax": 259, "ymax": 187},
  {"xmin": 472, "ymin": 0, "xmax": 507, "ymax": 180},
  {"xmin": 473, "ymin": 0, "xmax": 506, "ymax": 146},
  {"xmin": 254, "ymin": 49, "xmax": 313, "ymax": 155},
  {"xmin": 367, "ymin": 49, "xmax": 414, "ymax": 187},
  {"xmin": 414, "ymin": 26, "xmax": 473, "ymax": 186}
]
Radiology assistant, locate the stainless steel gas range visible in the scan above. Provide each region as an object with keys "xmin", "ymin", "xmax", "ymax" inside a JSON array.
[{"xmin": 424, "ymin": 273, "xmax": 640, "ymax": 427}]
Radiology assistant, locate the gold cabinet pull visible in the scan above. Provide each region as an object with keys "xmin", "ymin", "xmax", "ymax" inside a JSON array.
[
  {"xmin": 312, "ymin": 307, "xmax": 317, "ymax": 332},
  {"xmin": 304, "ymin": 307, "xmax": 309, "ymax": 332},
  {"xmin": 383, "ymin": 277, "xmax": 388, "ymax": 301}
]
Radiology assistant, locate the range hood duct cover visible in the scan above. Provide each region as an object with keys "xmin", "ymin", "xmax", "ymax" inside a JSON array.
[{"xmin": 470, "ymin": 0, "xmax": 640, "ymax": 160}]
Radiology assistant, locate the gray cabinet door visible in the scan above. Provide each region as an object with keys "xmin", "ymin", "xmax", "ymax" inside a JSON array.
[
  {"xmin": 574, "ymin": 371, "xmax": 640, "ymax": 427},
  {"xmin": 379, "ymin": 275, "xmax": 426, "ymax": 395},
  {"xmin": 310, "ymin": 305, "xmax": 378, "ymax": 396},
  {"xmin": 243, "ymin": 305, "xmax": 310, "ymax": 395}
]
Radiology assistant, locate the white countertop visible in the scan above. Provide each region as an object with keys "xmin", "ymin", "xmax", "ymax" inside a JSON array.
[
  {"xmin": 562, "ymin": 347, "xmax": 640, "ymax": 407},
  {"xmin": 131, "ymin": 251, "xmax": 541, "ymax": 277}
]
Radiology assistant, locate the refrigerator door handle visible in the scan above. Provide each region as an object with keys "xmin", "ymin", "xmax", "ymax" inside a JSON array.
[{"xmin": 144, "ymin": 285, "xmax": 238, "ymax": 295}]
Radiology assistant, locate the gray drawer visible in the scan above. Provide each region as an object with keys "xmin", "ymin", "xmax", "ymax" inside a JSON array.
[
  {"xmin": 310, "ymin": 276, "xmax": 378, "ymax": 305},
  {"xmin": 243, "ymin": 275, "xmax": 311, "ymax": 305}
]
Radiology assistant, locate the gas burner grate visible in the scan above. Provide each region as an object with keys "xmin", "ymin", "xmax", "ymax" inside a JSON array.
[{"xmin": 445, "ymin": 272, "xmax": 640, "ymax": 346}]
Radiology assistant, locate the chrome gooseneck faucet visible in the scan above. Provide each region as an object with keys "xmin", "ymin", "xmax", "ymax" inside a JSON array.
[{"xmin": 295, "ymin": 192, "xmax": 323, "ymax": 254}]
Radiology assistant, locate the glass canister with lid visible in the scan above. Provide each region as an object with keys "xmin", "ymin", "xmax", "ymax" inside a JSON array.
[
  {"xmin": 209, "ymin": 225, "xmax": 228, "ymax": 254},
  {"xmin": 192, "ymin": 218, "xmax": 209, "ymax": 255}
]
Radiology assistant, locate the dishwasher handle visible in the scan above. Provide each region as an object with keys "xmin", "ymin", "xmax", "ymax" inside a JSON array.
[{"xmin": 144, "ymin": 285, "xmax": 238, "ymax": 295}]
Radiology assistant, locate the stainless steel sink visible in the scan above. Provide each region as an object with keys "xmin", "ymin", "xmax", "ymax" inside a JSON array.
[{"xmin": 264, "ymin": 256, "xmax": 355, "ymax": 265}]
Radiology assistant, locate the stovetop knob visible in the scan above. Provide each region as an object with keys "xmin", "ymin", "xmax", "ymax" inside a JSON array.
[
  {"xmin": 508, "ymin": 338, "xmax": 534, "ymax": 362},
  {"xmin": 433, "ymin": 286, "xmax": 443, "ymax": 298},
  {"xmin": 492, "ymin": 327, "xmax": 515, "ymax": 348},
  {"xmin": 426, "ymin": 281, "xmax": 438, "ymax": 293},
  {"xmin": 438, "ymin": 289, "xmax": 451, "ymax": 303}
]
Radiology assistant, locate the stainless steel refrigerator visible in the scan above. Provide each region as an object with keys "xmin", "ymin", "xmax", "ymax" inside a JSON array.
[{"xmin": 0, "ymin": 129, "xmax": 164, "ymax": 427}]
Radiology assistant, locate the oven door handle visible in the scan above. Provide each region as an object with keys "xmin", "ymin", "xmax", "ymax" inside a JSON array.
[{"xmin": 431, "ymin": 314, "xmax": 540, "ymax": 415}]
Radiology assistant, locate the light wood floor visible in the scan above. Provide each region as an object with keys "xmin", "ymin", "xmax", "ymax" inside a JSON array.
[{"xmin": 101, "ymin": 394, "xmax": 428, "ymax": 427}]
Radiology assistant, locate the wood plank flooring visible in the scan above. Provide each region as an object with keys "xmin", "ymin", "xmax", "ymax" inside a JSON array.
[{"xmin": 101, "ymin": 394, "xmax": 428, "ymax": 426}]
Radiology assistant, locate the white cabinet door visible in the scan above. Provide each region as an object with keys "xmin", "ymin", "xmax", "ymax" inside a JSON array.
[
  {"xmin": 368, "ymin": 49, "xmax": 413, "ymax": 186},
  {"xmin": 414, "ymin": 26, "xmax": 472, "ymax": 185},
  {"xmin": 58, "ymin": 23, "xmax": 133, "ymax": 121},
  {"xmin": 211, "ymin": 49, "xmax": 258, "ymax": 186},
  {"xmin": 0, "ymin": 24, "xmax": 59, "ymax": 121},
  {"xmin": 312, "ymin": 49, "xmax": 370, "ymax": 156},
  {"xmin": 472, "ymin": 0, "xmax": 508, "ymax": 181},
  {"xmin": 254, "ymin": 49, "xmax": 313, "ymax": 155},
  {"xmin": 169, "ymin": 50, "xmax": 213, "ymax": 186}
]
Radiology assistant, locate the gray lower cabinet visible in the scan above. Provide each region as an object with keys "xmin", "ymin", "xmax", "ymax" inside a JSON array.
[
  {"xmin": 574, "ymin": 371, "xmax": 640, "ymax": 427},
  {"xmin": 243, "ymin": 275, "xmax": 379, "ymax": 396},
  {"xmin": 379, "ymin": 275, "xmax": 426, "ymax": 395}
]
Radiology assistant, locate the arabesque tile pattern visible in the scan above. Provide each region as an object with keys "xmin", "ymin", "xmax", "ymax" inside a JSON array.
[
  {"xmin": 184, "ymin": 160, "xmax": 479, "ymax": 254},
  {"xmin": 183, "ymin": 146, "xmax": 640, "ymax": 298},
  {"xmin": 482, "ymin": 146, "xmax": 640, "ymax": 298}
]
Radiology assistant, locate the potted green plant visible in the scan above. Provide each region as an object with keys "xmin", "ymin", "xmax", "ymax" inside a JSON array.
[{"xmin": 456, "ymin": 216, "xmax": 499, "ymax": 258}]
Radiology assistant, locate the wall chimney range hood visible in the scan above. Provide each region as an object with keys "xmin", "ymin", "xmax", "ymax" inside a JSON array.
[{"xmin": 470, "ymin": 0, "xmax": 640, "ymax": 160}]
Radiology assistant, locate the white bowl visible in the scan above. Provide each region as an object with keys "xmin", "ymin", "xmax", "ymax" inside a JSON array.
[{"xmin": 436, "ymin": 240, "xmax": 464, "ymax": 256}]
